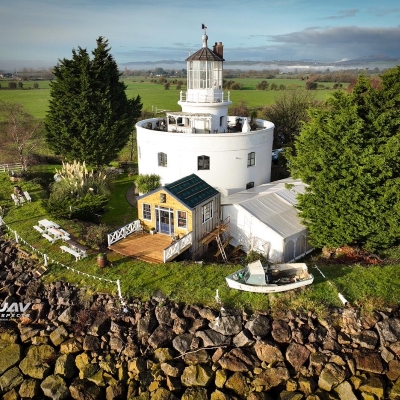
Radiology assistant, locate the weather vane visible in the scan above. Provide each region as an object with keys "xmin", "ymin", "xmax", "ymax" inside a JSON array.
[{"xmin": 201, "ymin": 24, "xmax": 207, "ymax": 33}]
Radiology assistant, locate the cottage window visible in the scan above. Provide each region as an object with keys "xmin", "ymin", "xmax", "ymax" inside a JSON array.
[
  {"xmin": 177, "ymin": 211, "xmax": 187, "ymax": 228},
  {"xmin": 247, "ymin": 152, "xmax": 255, "ymax": 167},
  {"xmin": 198, "ymin": 155, "xmax": 210, "ymax": 170},
  {"xmin": 202, "ymin": 201, "xmax": 213, "ymax": 223},
  {"xmin": 143, "ymin": 203, "xmax": 151, "ymax": 220},
  {"xmin": 158, "ymin": 152, "xmax": 167, "ymax": 167}
]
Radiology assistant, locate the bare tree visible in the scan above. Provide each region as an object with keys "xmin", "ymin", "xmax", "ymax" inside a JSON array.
[{"xmin": 0, "ymin": 101, "xmax": 44, "ymax": 169}]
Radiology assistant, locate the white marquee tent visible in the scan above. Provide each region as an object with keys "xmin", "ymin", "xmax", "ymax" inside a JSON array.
[{"xmin": 221, "ymin": 178, "xmax": 313, "ymax": 263}]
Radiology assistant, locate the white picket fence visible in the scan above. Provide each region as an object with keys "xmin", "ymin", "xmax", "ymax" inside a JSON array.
[
  {"xmin": 107, "ymin": 220, "xmax": 142, "ymax": 246},
  {"xmin": 0, "ymin": 163, "xmax": 23, "ymax": 173},
  {"xmin": 163, "ymin": 232, "xmax": 193, "ymax": 262}
]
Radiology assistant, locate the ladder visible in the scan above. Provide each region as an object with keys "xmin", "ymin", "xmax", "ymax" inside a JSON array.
[{"xmin": 215, "ymin": 235, "xmax": 228, "ymax": 263}]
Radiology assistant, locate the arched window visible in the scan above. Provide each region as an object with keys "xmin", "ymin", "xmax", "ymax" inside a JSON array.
[
  {"xmin": 198, "ymin": 155, "xmax": 210, "ymax": 170},
  {"xmin": 158, "ymin": 152, "xmax": 167, "ymax": 167}
]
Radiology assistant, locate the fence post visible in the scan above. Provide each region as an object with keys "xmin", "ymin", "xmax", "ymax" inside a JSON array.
[{"xmin": 117, "ymin": 279, "xmax": 122, "ymax": 299}]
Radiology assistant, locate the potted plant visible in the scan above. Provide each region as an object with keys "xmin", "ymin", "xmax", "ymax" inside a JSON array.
[
  {"xmin": 97, "ymin": 253, "xmax": 108, "ymax": 268},
  {"xmin": 150, "ymin": 227, "xmax": 156, "ymax": 235}
]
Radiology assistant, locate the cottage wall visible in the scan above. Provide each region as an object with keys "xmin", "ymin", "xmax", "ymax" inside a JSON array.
[{"xmin": 137, "ymin": 189, "xmax": 221, "ymax": 259}]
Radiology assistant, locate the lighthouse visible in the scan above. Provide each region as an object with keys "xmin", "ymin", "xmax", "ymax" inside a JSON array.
[{"xmin": 136, "ymin": 27, "xmax": 275, "ymax": 196}]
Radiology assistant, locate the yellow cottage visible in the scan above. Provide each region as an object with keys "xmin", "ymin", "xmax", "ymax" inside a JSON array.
[{"xmin": 137, "ymin": 174, "xmax": 221, "ymax": 259}]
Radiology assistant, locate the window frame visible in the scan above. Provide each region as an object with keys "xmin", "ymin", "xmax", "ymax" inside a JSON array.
[
  {"xmin": 202, "ymin": 201, "xmax": 213, "ymax": 223},
  {"xmin": 247, "ymin": 152, "xmax": 255, "ymax": 167},
  {"xmin": 143, "ymin": 203, "xmax": 151, "ymax": 220},
  {"xmin": 177, "ymin": 210, "xmax": 187, "ymax": 229},
  {"xmin": 198, "ymin": 155, "xmax": 210, "ymax": 170},
  {"xmin": 158, "ymin": 152, "xmax": 167, "ymax": 167}
]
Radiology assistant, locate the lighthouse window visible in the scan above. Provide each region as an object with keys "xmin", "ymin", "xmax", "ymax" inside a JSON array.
[
  {"xmin": 198, "ymin": 155, "xmax": 210, "ymax": 170},
  {"xmin": 158, "ymin": 152, "xmax": 168, "ymax": 167},
  {"xmin": 247, "ymin": 152, "xmax": 255, "ymax": 167}
]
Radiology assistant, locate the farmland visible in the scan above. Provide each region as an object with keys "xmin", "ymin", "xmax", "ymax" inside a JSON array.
[{"xmin": 0, "ymin": 76, "xmax": 347, "ymax": 119}]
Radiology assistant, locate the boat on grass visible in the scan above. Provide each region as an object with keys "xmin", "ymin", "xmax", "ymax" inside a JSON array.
[{"xmin": 225, "ymin": 260, "xmax": 314, "ymax": 293}]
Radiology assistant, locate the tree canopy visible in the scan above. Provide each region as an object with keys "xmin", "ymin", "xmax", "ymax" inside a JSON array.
[
  {"xmin": 0, "ymin": 101, "xmax": 43, "ymax": 169},
  {"xmin": 287, "ymin": 67, "xmax": 400, "ymax": 252},
  {"xmin": 262, "ymin": 89, "xmax": 315, "ymax": 149},
  {"xmin": 45, "ymin": 37, "xmax": 142, "ymax": 167}
]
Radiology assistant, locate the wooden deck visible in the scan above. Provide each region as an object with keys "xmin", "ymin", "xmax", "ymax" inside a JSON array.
[{"xmin": 109, "ymin": 231, "xmax": 175, "ymax": 263}]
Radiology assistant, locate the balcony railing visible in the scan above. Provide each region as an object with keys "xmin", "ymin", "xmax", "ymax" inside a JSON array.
[
  {"xmin": 179, "ymin": 91, "xmax": 230, "ymax": 103},
  {"xmin": 163, "ymin": 232, "xmax": 193, "ymax": 262}
]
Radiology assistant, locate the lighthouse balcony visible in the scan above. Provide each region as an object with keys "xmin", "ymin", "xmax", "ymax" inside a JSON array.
[{"xmin": 179, "ymin": 90, "xmax": 230, "ymax": 103}]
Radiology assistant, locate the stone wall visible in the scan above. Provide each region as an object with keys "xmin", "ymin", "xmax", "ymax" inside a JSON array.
[{"xmin": 0, "ymin": 236, "xmax": 400, "ymax": 399}]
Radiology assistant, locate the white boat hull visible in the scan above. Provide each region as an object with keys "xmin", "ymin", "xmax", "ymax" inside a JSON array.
[
  {"xmin": 225, "ymin": 275, "xmax": 314, "ymax": 293},
  {"xmin": 225, "ymin": 261, "xmax": 314, "ymax": 293}
]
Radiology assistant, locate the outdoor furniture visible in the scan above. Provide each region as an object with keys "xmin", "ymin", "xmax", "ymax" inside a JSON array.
[
  {"xmin": 60, "ymin": 245, "xmax": 82, "ymax": 261},
  {"xmin": 33, "ymin": 225, "xmax": 45, "ymax": 234},
  {"xmin": 24, "ymin": 191, "xmax": 31, "ymax": 202},
  {"xmin": 48, "ymin": 227, "xmax": 70, "ymax": 241},
  {"xmin": 42, "ymin": 233, "xmax": 56, "ymax": 243},
  {"xmin": 38, "ymin": 219, "xmax": 60, "ymax": 231},
  {"xmin": 65, "ymin": 239, "xmax": 88, "ymax": 258}
]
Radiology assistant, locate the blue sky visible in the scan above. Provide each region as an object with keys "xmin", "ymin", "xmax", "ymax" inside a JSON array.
[{"xmin": 1, "ymin": 0, "xmax": 400, "ymax": 70}]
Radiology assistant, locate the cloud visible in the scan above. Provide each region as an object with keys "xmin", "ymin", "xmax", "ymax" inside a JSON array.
[
  {"xmin": 263, "ymin": 25, "xmax": 400, "ymax": 61},
  {"xmin": 323, "ymin": 9, "xmax": 359, "ymax": 20}
]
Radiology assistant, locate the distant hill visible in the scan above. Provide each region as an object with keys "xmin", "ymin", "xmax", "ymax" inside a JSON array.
[{"xmin": 121, "ymin": 56, "xmax": 400, "ymax": 72}]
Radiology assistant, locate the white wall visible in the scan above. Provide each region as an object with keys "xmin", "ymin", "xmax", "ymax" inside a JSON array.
[
  {"xmin": 223, "ymin": 204, "xmax": 312, "ymax": 263},
  {"xmin": 137, "ymin": 118, "xmax": 274, "ymax": 196}
]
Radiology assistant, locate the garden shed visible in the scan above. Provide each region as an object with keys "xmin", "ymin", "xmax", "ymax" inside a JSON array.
[{"xmin": 221, "ymin": 178, "xmax": 313, "ymax": 263}]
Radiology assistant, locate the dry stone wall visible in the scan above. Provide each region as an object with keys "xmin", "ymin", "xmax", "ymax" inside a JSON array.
[{"xmin": 0, "ymin": 237, "xmax": 400, "ymax": 399}]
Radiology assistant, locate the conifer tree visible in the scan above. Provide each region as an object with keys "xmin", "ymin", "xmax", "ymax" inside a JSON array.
[
  {"xmin": 45, "ymin": 37, "xmax": 142, "ymax": 167},
  {"xmin": 287, "ymin": 67, "xmax": 400, "ymax": 252}
]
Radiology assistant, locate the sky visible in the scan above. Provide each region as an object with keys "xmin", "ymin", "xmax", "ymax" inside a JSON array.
[{"xmin": 1, "ymin": 0, "xmax": 400, "ymax": 71}]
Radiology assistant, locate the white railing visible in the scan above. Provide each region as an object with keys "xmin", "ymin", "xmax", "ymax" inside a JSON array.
[
  {"xmin": 0, "ymin": 163, "xmax": 23, "ymax": 172},
  {"xmin": 107, "ymin": 220, "xmax": 142, "ymax": 246},
  {"xmin": 180, "ymin": 91, "xmax": 230, "ymax": 103},
  {"xmin": 163, "ymin": 232, "xmax": 193, "ymax": 262}
]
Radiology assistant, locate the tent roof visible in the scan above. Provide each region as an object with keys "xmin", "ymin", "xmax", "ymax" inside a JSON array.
[{"xmin": 222, "ymin": 178, "xmax": 307, "ymax": 238}]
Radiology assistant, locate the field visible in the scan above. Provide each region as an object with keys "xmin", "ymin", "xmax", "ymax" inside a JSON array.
[{"xmin": 0, "ymin": 77, "xmax": 345, "ymax": 119}]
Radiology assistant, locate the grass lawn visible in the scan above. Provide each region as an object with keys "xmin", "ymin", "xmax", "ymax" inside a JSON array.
[
  {"xmin": 0, "ymin": 77, "xmax": 346, "ymax": 120},
  {"xmin": 1, "ymin": 171, "xmax": 400, "ymax": 316}
]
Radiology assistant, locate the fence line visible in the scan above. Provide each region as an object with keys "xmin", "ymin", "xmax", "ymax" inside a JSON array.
[
  {"xmin": 0, "ymin": 217, "xmax": 125, "ymax": 306},
  {"xmin": 0, "ymin": 163, "xmax": 23, "ymax": 173}
]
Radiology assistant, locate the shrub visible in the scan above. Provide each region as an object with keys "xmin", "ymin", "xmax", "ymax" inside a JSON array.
[
  {"xmin": 245, "ymin": 250, "xmax": 267, "ymax": 265},
  {"xmin": 135, "ymin": 174, "xmax": 161, "ymax": 194},
  {"xmin": 81, "ymin": 224, "xmax": 109, "ymax": 249}
]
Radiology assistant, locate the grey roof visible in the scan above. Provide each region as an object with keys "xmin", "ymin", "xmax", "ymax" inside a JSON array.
[
  {"xmin": 186, "ymin": 47, "xmax": 224, "ymax": 62},
  {"xmin": 222, "ymin": 178, "xmax": 307, "ymax": 239}
]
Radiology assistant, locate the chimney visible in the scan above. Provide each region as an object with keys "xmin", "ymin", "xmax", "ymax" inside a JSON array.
[{"xmin": 216, "ymin": 42, "xmax": 223, "ymax": 58}]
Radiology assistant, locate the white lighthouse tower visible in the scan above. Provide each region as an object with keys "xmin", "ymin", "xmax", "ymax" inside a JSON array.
[{"xmin": 136, "ymin": 26, "xmax": 275, "ymax": 196}]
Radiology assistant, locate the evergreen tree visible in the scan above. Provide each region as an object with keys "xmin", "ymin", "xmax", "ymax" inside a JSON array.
[
  {"xmin": 287, "ymin": 67, "xmax": 400, "ymax": 252},
  {"xmin": 45, "ymin": 37, "xmax": 142, "ymax": 167}
]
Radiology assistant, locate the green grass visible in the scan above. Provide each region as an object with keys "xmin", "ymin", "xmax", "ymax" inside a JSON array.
[
  {"xmin": 0, "ymin": 78, "xmax": 346, "ymax": 120},
  {"xmin": 1, "ymin": 171, "xmax": 400, "ymax": 316}
]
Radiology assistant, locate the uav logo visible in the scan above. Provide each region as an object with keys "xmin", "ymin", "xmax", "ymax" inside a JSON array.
[{"xmin": 0, "ymin": 302, "xmax": 31, "ymax": 320}]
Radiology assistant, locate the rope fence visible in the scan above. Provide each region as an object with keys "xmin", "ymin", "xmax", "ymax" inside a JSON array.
[{"xmin": 0, "ymin": 216, "xmax": 127, "ymax": 309}]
